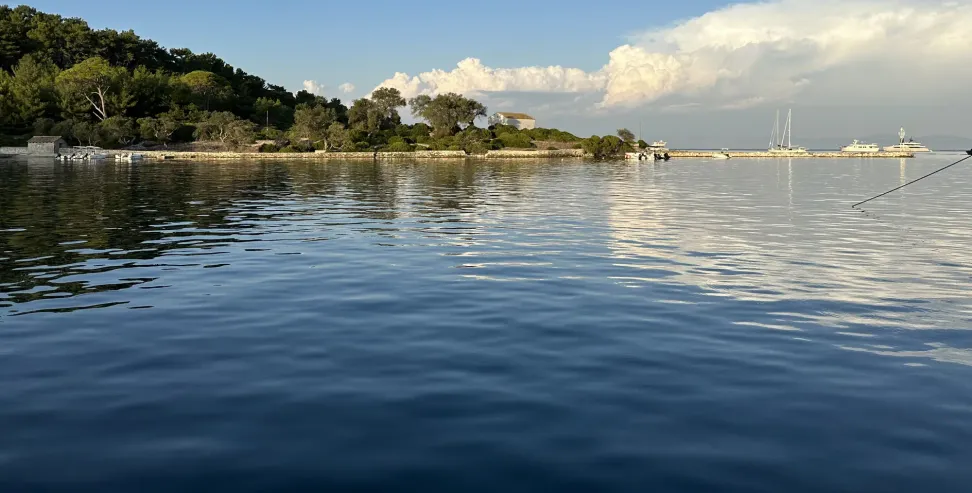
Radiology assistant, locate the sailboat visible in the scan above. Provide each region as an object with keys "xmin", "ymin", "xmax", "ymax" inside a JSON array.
[{"xmin": 768, "ymin": 109, "xmax": 808, "ymax": 153}]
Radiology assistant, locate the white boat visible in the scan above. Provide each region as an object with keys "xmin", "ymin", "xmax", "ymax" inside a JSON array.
[
  {"xmin": 711, "ymin": 148, "xmax": 731, "ymax": 159},
  {"xmin": 841, "ymin": 140, "xmax": 880, "ymax": 152},
  {"xmin": 883, "ymin": 127, "xmax": 931, "ymax": 152},
  {"xmin": 114, "ymin": 153, "xmax": 144, "ymax": 162},
  {"xmin": 75, "ymin": 146, "xmax": 109, "ymax": 160},
  {"xmin": 649, "ymin": 140, "xmax": 667, "ymax": 150},
  {"xmin": 768, "ymin": 109, "xmax": 808, "ymax": 153}
]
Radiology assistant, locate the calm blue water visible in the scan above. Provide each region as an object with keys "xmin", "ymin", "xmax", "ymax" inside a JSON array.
[{"xmin": 2, "ymin": 156, "xmax": 972, "ymax": 492}]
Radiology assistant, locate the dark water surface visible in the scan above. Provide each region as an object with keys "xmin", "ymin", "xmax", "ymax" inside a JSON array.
[{"xmin": 2, "ymin": 156, "xmax": 972, "ymax": 492}]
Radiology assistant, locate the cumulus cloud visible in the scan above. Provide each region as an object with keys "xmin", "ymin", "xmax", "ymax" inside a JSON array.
[
  {"xmin": 302, "ymin": 80, "xmax": 324, "ymax": 95},
  {"xmin": 339, "ymin": 82, "xmax": 355, "ymax": 94},
  {"xmin": 375, "ymin": 57, "xmax": 606, "ymax": 99},
  {"xmin": 372, "ymin": 0, "xmax": 972, "ymax": 110}
]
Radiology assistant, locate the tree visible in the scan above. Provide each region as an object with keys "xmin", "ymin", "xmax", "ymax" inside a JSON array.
[
  {"xmin": 54, "ymin": 56, "xmax": 130, "ymax": 121},
  {"xmin": 253, "ymin": 97, "xmax": 292, "ymax": 129},
  {"xmin": 194, "ymin": 111, "xmax": 250, "ymax": 144},
  {"xmin": 0, "ymin": 70, "xmax": 14, "ymax": 129},
  {"xmin": 370, "ymin": 87, "xmax": 406, "ymax": 127},
  {"xmin": 72, "ymin": 120, "xmax": 100, "ymax": 146},
  {"xmin": 617, "ymin": 128, "xmax": 636, "ymax": 144},
  {"xmin": 137, "ymin": 114, "xmax": 179, "ymax": 146},
  {"xmin": 128, "ymin": 66, "xmax": 170, "ymax": 117},
  {"xmin": 348, "ymin": 98, "xmax": 381, "ymax": 135},
  {"xmin": 292, "ymin": 104, "xmax": 337, "ymax": 142},
  {"xmin": 324, "ymin": 122, "xmax": 349, "ymax": 151},
  {"xmin": 99, "ymin": 115, "xmax": 136, "ymax": 147},
  {"xmin": 225, "ymin": 119, "xmax": 255, "ymax": 147},
  {"xmin": 10, "ymin": 53, "xmax": 58, "ymax": 124},
  {"xmin": 178, "ymin": 70, "xmax": 230, "ymax": 110},
  {"xmin": 582, "ymin": 135, "xmax": 625, "ymax": 159},
  {"xmin": 409, "ymin": 93, "xmax": 487, "ymax": 137}
]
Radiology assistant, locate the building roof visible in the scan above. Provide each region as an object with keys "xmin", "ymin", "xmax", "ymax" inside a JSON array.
[
  {"xmin": 28, "ymin": 136, "xmax": 65, "ymax": 143},
  {"xmin": 496, "ymin": 112, "xmax": 535, "ymax": 120}
]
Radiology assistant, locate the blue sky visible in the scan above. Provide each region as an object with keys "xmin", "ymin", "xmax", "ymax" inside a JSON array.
[
  {"xmin": 16, "ymin": 0, "xmax": 728, "ymax": 96},
  {"xmin": 13, "ymin": 0, "xmax": 972, "ymax": 144}
]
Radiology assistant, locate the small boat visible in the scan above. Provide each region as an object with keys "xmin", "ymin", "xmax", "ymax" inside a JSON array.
[
  {"xmin": 114, "ymin": 153, "xmax": 144, "ymax": 162},
  {"xmin": 711, "ymin": 148, "xmax": 731, "ymax": 159},
  {"xmin": 841, "ymin": 140, "xmax": 880, "ymax": 152},
  {"xmin": 74, "ymin": 146, "xmax": 108, "ymax": 160},
  {"xmin": 883, "ymin": 127, "xmax": 931, "ymax": 152}
]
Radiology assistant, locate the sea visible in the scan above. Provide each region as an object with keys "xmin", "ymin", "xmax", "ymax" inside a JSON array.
[{"xmin": 2, "ymin": 155, "xmax": 971, "ymax": 492}]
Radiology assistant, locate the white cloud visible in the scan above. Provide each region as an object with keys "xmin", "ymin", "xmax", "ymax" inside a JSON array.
[
  {"xmin": 372, "ymin": 0, "xmax": 972, "ymax": 110},
  {"xmin": 339, "ymin": 82, "xmax": 355, "ymax": 94},
  {"xmin": 302, "ymin": 80, "xmax": 324, "ymax": 95},
  {"xmin": 374, "ymin": 57, "xmax": 606, "ymax": 99}
]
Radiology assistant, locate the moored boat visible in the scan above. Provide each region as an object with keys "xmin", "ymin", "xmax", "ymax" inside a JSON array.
[
  {"xmin": 841, "ymin": 140, "xmax": 880, "ymax": 152},
  {"xmin": 883, "ymin": 127, "xmax": 931, "ymax": 152},
  {"xmin": 768, "ymin": 109, "xmax": 808, "ymax": 153}
]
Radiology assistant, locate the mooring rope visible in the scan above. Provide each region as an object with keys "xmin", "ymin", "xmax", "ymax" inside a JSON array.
[{"xmin": 851, "ymin": 149, "xmax": 972, "ymax": 209}]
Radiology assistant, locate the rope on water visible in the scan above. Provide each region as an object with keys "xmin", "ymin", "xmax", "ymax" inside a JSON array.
[{"xmin": 851, "ymin": 149, "xmax": 972, "ymax": 209}]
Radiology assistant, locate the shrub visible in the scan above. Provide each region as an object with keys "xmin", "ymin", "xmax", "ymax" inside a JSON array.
[
  {"xmin": 464, "ymin": 141, "xmax": 489, "ymax": 155},
  {"xmin": 547, "ymin": 146, "xmax": 558, "ymax": 151},
  {"xmin": 386, "ymin": 141, "xmax": 413, "ymax": 152},
  {"xmin": 498, "ymin": 132, "xmax": 533, "ymax": 148},
  {"xmin": 292, "ymin": 140, "xmax": 314, "ymax": 152},
  {"xmin": 352, "ymin": 141, "xmax": 371, "ymax": 151},
  {"xmin": 258, "ymin": 143, "xmax": 280, "ymax": 153},
  {"xmin": 278, "ymin": 145, "xmax": 298, "ymax": 153},
  {"xmin": 258, "ymin": 127, "xmax": 284, "ymax": 140}
]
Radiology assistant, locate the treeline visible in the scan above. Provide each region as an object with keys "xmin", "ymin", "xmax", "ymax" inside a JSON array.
[{"xmin": 0, "ymin": 5, "xmax": 642, "ymax": 156}]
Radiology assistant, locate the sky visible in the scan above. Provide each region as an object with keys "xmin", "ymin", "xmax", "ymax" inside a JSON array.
[{"xmin": 15, "ymin": 0, "xmax": 972, "ymax": 146}]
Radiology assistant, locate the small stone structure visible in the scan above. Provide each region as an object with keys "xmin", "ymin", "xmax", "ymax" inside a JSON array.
[
  {"xmin": 27, "ymin": 136, "xmax": 68, "ymax": 156},
  {"xmin": 0, "ymin": 146, "xmax": 30, "ymax": 155}
]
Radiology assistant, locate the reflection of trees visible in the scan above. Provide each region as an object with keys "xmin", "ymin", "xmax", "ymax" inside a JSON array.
[
  {"xmin": 0, "ymin": 161, "xmax": 296, "ymax": 305},
  {"xmin": 0, "ymin": 159, "xmax": 557, "ymax": 308}
]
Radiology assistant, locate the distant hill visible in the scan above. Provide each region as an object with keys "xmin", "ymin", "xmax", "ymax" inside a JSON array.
[{"xmin": 800, "ymin": 134, "xmax": 972, "ymax": 151}]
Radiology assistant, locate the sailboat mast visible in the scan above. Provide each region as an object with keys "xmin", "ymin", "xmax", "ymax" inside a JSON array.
[
  {"xmin": 787, "ymin": 109, "xmax": 792, "ymax": 149},
  {"xmin": 770, "ymin": 110, "xmax": 780, "ymax": 149}
]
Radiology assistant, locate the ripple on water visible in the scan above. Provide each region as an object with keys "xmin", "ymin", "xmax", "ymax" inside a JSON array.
[{"xmin": 1, "ymin": 158, "xmax": 972, "ymax": 491}]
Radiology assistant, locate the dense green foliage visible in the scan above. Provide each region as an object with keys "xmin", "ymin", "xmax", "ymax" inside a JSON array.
[{"xmin": 0, "ymin": 6, "xmax": 628, "ymax": 154}]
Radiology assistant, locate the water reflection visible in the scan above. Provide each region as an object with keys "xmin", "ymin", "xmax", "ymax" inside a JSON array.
[{"xmin": 2, "ymin": 157, "xmax": 971, "ymax": 367}]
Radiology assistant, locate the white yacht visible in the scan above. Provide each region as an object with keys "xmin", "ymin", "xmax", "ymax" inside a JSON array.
[
  {"xmin": 883, "ymin": 127, "xmax": 931, "ymax": 152},
  {"xmin": 648, "ymin": 140, "xmax": 668, "ymax": 151},
  {"xmin": 768, "ymin": 109, "xmax": 808, "ymax": 153},
  {"xmin": 841, "ymin": 140, "xmax": 880, "ymax": 152},
  {"xmin": 711, "ymin": 148, "xmax": 731, "ymax": 159}
]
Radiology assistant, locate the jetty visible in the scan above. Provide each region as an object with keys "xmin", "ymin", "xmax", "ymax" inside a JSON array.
[{"xmin": 666, "ymin": 150, "xmax": 915, "ymax": 159}]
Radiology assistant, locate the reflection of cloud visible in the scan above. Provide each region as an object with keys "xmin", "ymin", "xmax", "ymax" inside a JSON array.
[
  {"xmin": 373, "ymin": 0, "xmax": 972, "ymax": 110},
  {"xmin": 603, "ymin": 159, "xmax": 972, "ymax": 332},
  {"xmin": 841, "ymin": 343, "xmax": 972, "ymax": 368}
]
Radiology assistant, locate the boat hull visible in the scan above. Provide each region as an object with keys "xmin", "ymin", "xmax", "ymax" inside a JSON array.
[{"xmin": 883, "ymin": 145, "xmax": 931, "ymax": 152}]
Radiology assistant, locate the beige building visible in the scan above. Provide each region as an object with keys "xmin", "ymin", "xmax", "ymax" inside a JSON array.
[{"xmin": 488, "ymin": 112, "xmax": 536, "ymax": 130}]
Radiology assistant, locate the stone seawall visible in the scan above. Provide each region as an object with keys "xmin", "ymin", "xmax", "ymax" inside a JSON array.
[
  {"xmin": 484, "ymin": 149, "xmax": 585, "ymax": 158},
  {"xmin": 105, "ymin": 149, "xmax": 585, "ymax": 161},
  {"xmin": 0, "ymin": 147, "xmax": 29, "ymax": 155}
]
